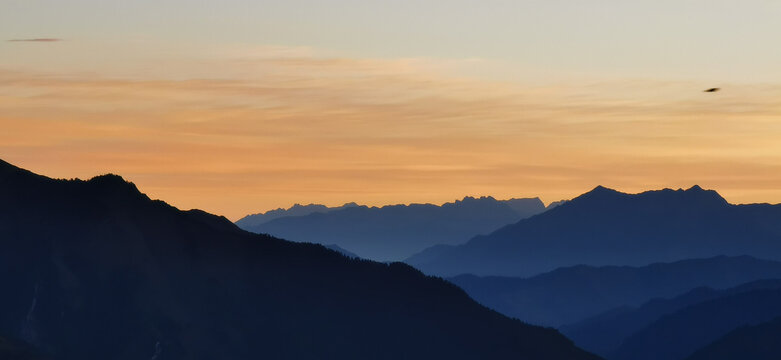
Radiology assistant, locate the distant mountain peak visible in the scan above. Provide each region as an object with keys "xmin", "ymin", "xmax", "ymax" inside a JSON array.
[
  {"xmin": 678, "ymin": 185, "xmax": 728, "ymax": 205},
  {"xmin": 567, "ymin": 185, "xmax": 624, "ymax": 203},
  {"xmin": 458, "ymin": 195, "xmax": 498, "ymax": 203},
  {"xmin": 588, "ymin": 185, "xmax": 622, "ymax": 195},
  {"xmin": 569, "ymin": 185, "xmax": 728, "ymax": 208}
]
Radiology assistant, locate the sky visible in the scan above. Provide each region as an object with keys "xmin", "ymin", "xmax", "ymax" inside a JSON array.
[{"xmin": 2, "ymin": 0, "xmax": 781, "ymax": 220}]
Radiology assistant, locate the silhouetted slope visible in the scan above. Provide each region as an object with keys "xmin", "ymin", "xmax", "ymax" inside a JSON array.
[
  {"xmin": 612, "ymin": 288, "xmax": 781, "ymax": 360},
  {"xmin": 448, "ymin": 256, "xmax": 781, "ymax": 327},
  {"xmin": 545, "ymin": 200, "xmax": 568, "ymax": 209},
  {"xmin": 561, "ymin": 279, "xmax": 781, "ymax": 357},
  {"xmin": 235, "ymin": 202, "xmax": 359, "ymax": 229},
  {"xmin": 0, "ymin": 159, "xmax": 598, "ymax": 360},
  {"xmin": 323, "ymin": 244, "xmax": 361, "ymax": 259},
  {"xmin": 0, "ymin": 336, "xmax": 43, "ymax": 360},
  {"xmin": 241, "ymin": 196, "xmax": 546, "ymax": 261},
  {"xmin": 409, "ymin": 185, "xmax": 781, "ymax": 277},
  {"xmin": 685, "ymin": 316, "xmax": 781, "ymax": 360}
]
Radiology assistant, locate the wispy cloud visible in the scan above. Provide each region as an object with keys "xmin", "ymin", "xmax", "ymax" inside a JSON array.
[
  {"xmin": 8, "ymin": 38, "xmax": 62, "ymax": 42},
  {"xmin": 1, "ymin": 53, "xmax": 780, "ymax": 219}
]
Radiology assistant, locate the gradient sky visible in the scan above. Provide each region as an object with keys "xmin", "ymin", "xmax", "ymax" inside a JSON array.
[{"xmin": 2, "ymin": 0, "xmax": 781, "ymax": 219}]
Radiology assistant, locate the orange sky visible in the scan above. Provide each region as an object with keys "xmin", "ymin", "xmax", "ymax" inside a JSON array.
[
  {"xmin": 2, "ymin": 50, "xmax": 781, "ymax": 220},
  {"xmin": 4, "ymin": 2, "xmax": 781, "ymax": 219}
]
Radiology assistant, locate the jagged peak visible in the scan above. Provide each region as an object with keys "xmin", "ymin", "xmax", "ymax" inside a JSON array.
[
  {"xmin": 682, "ymin": 184, "xmax": 728, "ymax": 204},
  {"xmin": 688, "ymin": 184, "xmax": 704, "ymax": 192},
  {"xmin": 458, "ymin": 195, "xmax": 498, "ymax": 203}
]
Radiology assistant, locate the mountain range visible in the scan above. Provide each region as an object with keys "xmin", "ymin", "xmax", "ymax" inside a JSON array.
[
  {"xmin": 408, "ymin": 185, "xmax": 781, "ymax": 277},
  {"xmin": 238, "ymin": 196, "xmax": 549, "ymax": 261},
  {"xmin": 612, "ymin": 288, "xmax": 781, "ymax": 360},
  {"xmin": 685, "ymin": 316, "xmax": 781, "ymax": 360},
  {"xmin": 0, "ymin": 159, "xmax": 598, "ymax": 360},
  {"xmin": 235, "ymin": 202, "xmax": 360, "ymax": 229},
  {"xmin": 561, "ymin": 279, "xmax": 781, "ymax": 357},
  {"xmin": 448, "ymin": 255, "xmax": 781, "ymax": 327}
]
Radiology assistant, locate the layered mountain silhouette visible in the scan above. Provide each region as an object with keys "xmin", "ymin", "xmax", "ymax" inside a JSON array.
[
  {"xmin": 235, "ymin": 202, "xmax": 360, "ymax": 229},
  {"xmin": 0, "ymin": 159, "xmax": 598, "ymax": 360},
  {"xmin": 408, "ymin": 185, "xmax": 781, "ymax": 277},
  {"xmin": 239, "ymin": 196, "xmax": 548, "ymax": 261},
  {"xmin": 323, "ymin": 244, "xmax": 361, "ymax": 259},
  {"xmin": 562, "ymin": 279, "xmax": 781, "ymax": 357},
  {"xmin": 448, "ymin": 256, "xmax": 781, "ymax": 327},
  {"xmin": 685, "ymin": 316, "xmax": 781, "ymax": 360},
  {"xmin": 612, "ymin": 288, "xmax": 781, "ymax": 360}
]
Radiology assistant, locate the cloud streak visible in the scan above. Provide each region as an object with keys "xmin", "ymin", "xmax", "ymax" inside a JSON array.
[
  {"xmin": 8, "ymin": 38, "xmax": 62, "ymax": 42},
  {"xmin": 1, "ymin": 54, "xmax": 780, "ymax": 219}
]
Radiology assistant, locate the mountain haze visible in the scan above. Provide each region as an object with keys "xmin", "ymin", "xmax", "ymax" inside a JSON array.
[
  {"xmin": 408, "ymin": 185, "xmax": 781, "ymax": 277},
  {"xmin": 685, "ymin": 316, "xmax": 781, "ymax": 360},
  {"xmin": 562, "ymin": 279, "xmax": 781, "ymax": 357},
  {"xmin": 235, "ymin": 202, "xmax": 360, "ymax": 229},
  {"xmin": 0, "ymin": 159, "xmax": 598, "ymax": 360},
  {"xmin": 240, "ymin": 196, "xmax": 547, "ymax": 261},
  {"xmin": 612, "ymin": 288, "xmax": 781, "ymax": 360},
  {"xmin": 448, "ymin": 256, "xmax": 781, "ymax": 327}
]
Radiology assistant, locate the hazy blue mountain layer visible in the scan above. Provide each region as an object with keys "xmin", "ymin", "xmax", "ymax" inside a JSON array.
[
  {"xmin": 409, "ymin": 185, "xmax": 781, "ymax": 277},
  {"xmin": 449, "ymin": 256, "xmax": 781, "ymax": 327},
  {"xmin": 562, "ymin": 279, "xmax": 781, "ymax": 357},
  {"xmin": 612, "ymin": 288, "xmax": 781, "ymax": 360},
  {"xmin": 240, "ymin": 196, "xmax": 547, "ymax": 261},
  {"xmin": 685, "ymin": 316, "xmax": 781, "ymax": 360}
]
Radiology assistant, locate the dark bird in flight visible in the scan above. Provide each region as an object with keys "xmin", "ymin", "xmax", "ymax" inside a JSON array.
[{"xmin": 704, "ymin": 88, "xmax": 720, "ymax": 92}]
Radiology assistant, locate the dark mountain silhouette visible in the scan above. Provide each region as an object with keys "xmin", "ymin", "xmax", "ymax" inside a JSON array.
[
  {"xmin": 612, "ymin": 288, "xmax": 781, "ymax": 360},
  {"xmin": 448, "ymin": 256, "xmax": 781, "ymax": 327},
  {"xmin": 323, "ymin": 244, "xmax": 361, "ymax": 259},
  {"xmin": 240, "ymin": 196, "xmax": 547, "ymax": 262},
  {"xmin": 0, "ymin": 336, "xmax": 43, "ymax": 360},
  {"xmin": 408, "ymin": 185, "xmax": 781, "ymax": 277},
  {"xmin": 235, "ymin": 202, "xmax": 360, "ymax": 229},
  {"xmin": 562, "ymin": 279, "xmax": 781, "ymax": 357},
  {"xmin": 545, "ymin": 200, "xmax": 568, "ymax": 209},
  {"xmin": 685, "ymin": 316, "xmax": 781, "ymax": 360},
  {"xmin": 0, "ymin": 159, "xmax": 598, "ymax": 360}
]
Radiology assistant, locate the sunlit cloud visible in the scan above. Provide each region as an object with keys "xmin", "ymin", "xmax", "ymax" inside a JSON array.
[{"xmin": 1, "ymin": 50, "xmax": 781, "ymax": 219}]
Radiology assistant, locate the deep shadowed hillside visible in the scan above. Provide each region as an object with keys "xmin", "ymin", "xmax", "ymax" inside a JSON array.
[
  {"xmin": 0, "ymin": 159, "xmax": 598, "ymax": 360},
  {"xmin": 612, "ymin": 288, "xmax": 781, "ymax": 360},
  {"xmin": 409, "ymin": 186, "xmax": 781, "ymax": 277},
  {"xmin": 240, "ymin": 196, "xmax": 546, "ymax": 261},
  {"xmin": 685, "ymin": 316, "xmax": 781, "ymax": 360},
  {"xmin": 448, "ymin": 256, "xmax": 781, "ymax": 327},
  {"xmin": 562, "ymin": 279, "xmax": 781, "ymax": 357},
  {"xmin": 0, "ymin": 336, "xmax": 43, "ymax": 360}
]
